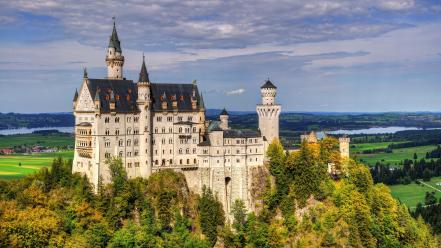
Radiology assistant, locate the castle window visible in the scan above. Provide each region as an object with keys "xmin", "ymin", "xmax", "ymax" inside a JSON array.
[
  {"xmin": 179, "ymin": 149, "xmax": 182, "ymax": 154},
  {"xmin": 167, "ymin": 117, "xmax": 173, "ymax": 122},
  {"xmin": 134, "ymin": 117, "xmax": 139, "ymax": 123},
  {"xmin": 127, "ymin": 128, "xmax": 132, "ymax": 134},
  {"xmin": 187, "ymin": 159, "xmax": 189, "ymax": 164},
  {"xmin": 188, "ymin": 116, "xmax": 193, "ymax": 121},
  {"xmin": 186, "ymin": 148, "xmax": 190, "ymax": 154},
  {"xmin": 178, "ymin": 116, "xmax": 183, "ymax": 121},
  {"xmin": 157, "ymin": 116, "xmax": 162, "ymax": 122},
  {"xmin": 236, "ymin": 140, "xmax": 240, "ymax": 144},
  {"xmin": 127, "ymin": 163, "xmax": 132, "ymax": 168},
  {"xmin": 180, "ymin": 159, "xmax": 182, "ymax": 165},
  {"xmin": 193, "ymin": 148, "xmax": 196, "ymax": 154},
  {"xmin": 127, "ymin": 152, "xmax": 131, "ymax": 157},
  {"xmin": 179, "ymin": 127, "xmax": 182, "ymax": 133},
  {"xmin": 119, "ymin": 140, "xmax": 123, "ymax": 147},
  {"xmin": 115, "ymin": 129, "xmax": 120, "ymax": 135},
  {"xmin": 162, "ymin": 127, "xmax": 165, "ymax": 133},
  {"xmin": 127, "ymin": 117, "xmax": 131, "ymax": 122},
  {"xmin": 169, "ymin": 159, "xmax": 173, "ymax": 164},
  {"xmin": 135, "ymin": 162, "xmax": 140, "ymax": 167},
  {"xmin": 161, "ymin": 139, "xmax": 165, "ymax": 144},
  {"xmin": 105, "ymin": 117, "xmax": 110, "ymax": 123},
  {"xmin": 169, "ymin": 138, "xmax": 173, "ymax": 144},
  {"xmin": 134, "ymin": 150, "xmax": 139, "ymax": 156},
  {"xmin": 170, "ymin": 149, "xmax": 172, "ymax": 154},
  {"xmin": 236, "ymin": 159, "xmax": 240, "ymax": 163},
  {"xmin": 193, "ymin": 138, "xmax": 196, "ymax": 144},
  {"xmin": 134, "ymin": 139, "xmax": 138, "ymax": 146},
  {"xmin": 115, "ymin": 117, "xmax": 119, "ymax": 123},
  {"xmin": 193, "ymin": 127, "xmax": 196, "ymax": 133},
  {"xmin": 134, "ymin": 129, "xmax": 139, "ymax": 134},
  {"xmin": 105, "ymin": 152, "xmax": 110, "ymax": 158},
  {"xmin": 194, "ymin": 159, "xmax": 197, "ymax": 164},
  {"xmin": 155, "ymin": 160, "xmax": 158, "ymax": 165},
  {"xmin": 127, "ymin": 139, "xmax": 131, "ymax": 146},
  {"xmin": 119, "ymin": 151, "xmax": 123, "ymax": 157},
  {"xmin": 155, "ymin": 128, "xmax": 158, "ymax": 133},
  {"xmin": 169, "ymin": 127, "xmax": 173, "ymax": 133},
  {"xmin": 105, "ymin": 141, "xmax": 110, "ymax": 147},
  {"xmin": 162, "ymin": 159, "xmax": 166, "ymax": 166}
]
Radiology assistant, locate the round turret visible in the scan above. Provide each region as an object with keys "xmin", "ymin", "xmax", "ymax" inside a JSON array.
[{"xmin": 260, "ymin": 79, "xmax": 277, "ymax": 105}]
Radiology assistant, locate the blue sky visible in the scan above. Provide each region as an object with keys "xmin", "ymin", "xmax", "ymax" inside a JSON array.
[{"xmin": 1, "ymin": 0, "xmax": 441, "ymax": 113}]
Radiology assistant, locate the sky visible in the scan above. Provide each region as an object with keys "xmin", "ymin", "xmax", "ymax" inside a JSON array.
[{"xmin": 0, "ymin": 0, "xmax": 441, "ymax": 113}]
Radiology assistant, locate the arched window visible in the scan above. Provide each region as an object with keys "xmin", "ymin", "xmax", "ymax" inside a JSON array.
[
  {"xmin": 187, "ymin": 159, "xmax": 189, "ymax": 164},
  {"xmin": 105, "ymin": 129, "xmax": 110, "ymax": 135},
  {"xmin": 119, "ymin": 139, "xmax": 123, "ymax": 147},
  {"xmin": 179, "ymin": 127, "xmax": 182, "ymax": 133},
  {"xmin": 115, "ymin": 117, "xmax": 119, "ymax": 123},
  {"xmin": 179, "ymin": 149, "xmax": 183, "ymax": 154},
  {"xmin": 119, "ymin": 151, "xmax": 123, "ymax": 157},
  {"xmin": 134, "ymin": 139, "xmax": 138, "ymax": 146},
  {"xmin": 115, "ymin": 129, "xmax": 120, "ymax": 135},
  {"xmin": 127, "ymin": 139, "xmax": 131, "ymax": 146},
  {"xmin": 127, "ymin": 128, "xmax": 132, "ymax": 134},
  {"xmin": 186, "ymin": 148, "xmax": 190, "ymax": 154}
]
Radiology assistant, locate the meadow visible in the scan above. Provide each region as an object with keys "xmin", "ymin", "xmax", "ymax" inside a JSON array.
[
  {"xmin": 0, "ymin": 133, "xmax": 73, "ymax": 148},
  {"xmin": 0, "ymin": 151, "xmax": 74, "ymax": 180},
  {"xmin": 353, "ymin": 144, "xmax": 437, "ymax": 166},
  {"xmin": 389, "ymin": 177, "xmax": 441, "ymax": 208}
]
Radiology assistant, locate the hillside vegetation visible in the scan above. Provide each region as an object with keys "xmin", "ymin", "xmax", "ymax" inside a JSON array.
[{"xmin": 0, "ymin": 139, "xmax": 438, "ymax": 247}]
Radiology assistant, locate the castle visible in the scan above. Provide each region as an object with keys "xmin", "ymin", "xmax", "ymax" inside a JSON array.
[{"xmin": 72, "ymin": 21, "xmax": 280, "ymax": 213}]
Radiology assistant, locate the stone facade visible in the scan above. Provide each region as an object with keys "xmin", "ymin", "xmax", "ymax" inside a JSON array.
[{"xmin": 72, "ymin": 22, "xmax": 278, "ymax": 214}]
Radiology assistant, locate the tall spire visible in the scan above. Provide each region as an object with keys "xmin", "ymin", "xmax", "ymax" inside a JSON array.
[
  {"xmin": 83, "ymin": 67, "xmax": 88, "ymax": 78},
  {"xmin": 138, "ymin": 53, "xmax": 149, "ymax": 83},
  {"xmin": 108, "ymin": 17, "xmax": 122, "ymax": 53}
]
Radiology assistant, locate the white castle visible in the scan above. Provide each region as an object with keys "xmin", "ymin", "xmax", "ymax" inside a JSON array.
[{"xmin": 72, "ymin": 21, "xmax": 281, "ymax": 213}]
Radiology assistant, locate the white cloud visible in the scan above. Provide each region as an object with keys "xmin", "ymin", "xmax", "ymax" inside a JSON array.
[
  {"xmin": 379, "ymin": 0, "xmax": 415, "ymax": 10},
  {"xmin": 226, "ymin": 88, "xmax": 245, "ymax": 96}
]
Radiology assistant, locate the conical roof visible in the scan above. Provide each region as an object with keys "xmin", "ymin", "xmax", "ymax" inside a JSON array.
[
  {"xmin": 138, "ymin": 55, "xmax": 149, "ymax": 82},
  {"xmin": 220, "ymin": 108, "xmax": 229, "ymax": 116},
  {"xmin": 108, "ymin": 20, "xmax": 122, "ymax": 53},
  {"xmin": 73, "ymin": 89, "xmax": 78, "ymax": 101},
  {"xmin": 261, "ymin": 79, "xmax": 277, "ymax": 89}
]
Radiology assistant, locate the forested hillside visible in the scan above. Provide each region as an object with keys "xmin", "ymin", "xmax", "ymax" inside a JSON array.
[{"xmin": 0, "ymin": 139, "xmax": 438, "ymax": 247}]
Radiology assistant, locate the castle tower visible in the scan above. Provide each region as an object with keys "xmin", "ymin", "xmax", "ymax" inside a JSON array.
[
  {"xmin": 137, "ymin": 55, "xmax": 152, "ymax": 177},
  {"xmin": 106, "ymin": 19, "xmax": 124, "ymax": 79},
  {"xmin": 219, "ymin": 108, "xmax": 229, "ymax": 130},
  {"xmin": 256, "ymin": 79, "xmax": 281, "ymax": 144},
  {"xmin": 339, "ymin": 136, "xmax": 350, "ymax": 158}
]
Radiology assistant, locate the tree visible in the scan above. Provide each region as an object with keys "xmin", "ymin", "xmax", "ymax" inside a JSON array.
[
  {"xmin": 423, "ymin": 168, "xmax": 432, "ymax": 182},
  {"xmin": 425, "ymin": 191, "xmax": 437, "ymax": 205},
  {"xmin": 414, "ymin": 153, "xmax": 418, "ymax": 160},
  {"xmin": 198, "ymin": 186, "xmax": 225, "ymax": 246}
]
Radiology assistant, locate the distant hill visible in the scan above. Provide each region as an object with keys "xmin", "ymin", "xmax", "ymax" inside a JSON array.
[{"xmin": 0, "ymin": 112, "xmax": 74, "ymax": 130}]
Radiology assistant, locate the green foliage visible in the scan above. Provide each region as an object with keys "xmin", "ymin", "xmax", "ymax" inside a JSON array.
[{"xmin": 198, "ymin": 186, "xmax": 225, "ymax": 246}]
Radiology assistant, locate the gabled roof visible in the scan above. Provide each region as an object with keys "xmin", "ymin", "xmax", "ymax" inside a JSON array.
[
  {"xmin": 86, "ymin": 79, "xmax": 139, "ymax": 113},
  {"xmin": 108, "ymin": 21, "xmax": 122, "ymax": 53},
  {"xmin": 150, "ymin": 83, "xmax": 204, "ymax": 112},
  {"xmin": 223, "ymin": 129, "xmax": 261, "ymax": 138},
  {"xmin": 261, "ymin": 79, "xmax": 277, "ymax": 89}
]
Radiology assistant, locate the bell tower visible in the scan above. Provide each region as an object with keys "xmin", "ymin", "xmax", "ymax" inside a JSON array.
[
  {"xmin": 256, "ymin": 79, "xmax": 281, "ymax": 144},
  {"xmin": 106, "ymin": 18, "xmax": 124, "ymax": 79}
]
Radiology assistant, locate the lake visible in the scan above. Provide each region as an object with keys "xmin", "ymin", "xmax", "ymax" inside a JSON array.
[
  {"xmin": 0, "ymin": 126, "xmax": 434, "ymax": 136},
  {"xmin": 326, "ymin": 126, "xmax": 433, "ymax": 135},
  {"xmin": 0, "ymin": 127, "xmax": 74, "ymax": 135}
]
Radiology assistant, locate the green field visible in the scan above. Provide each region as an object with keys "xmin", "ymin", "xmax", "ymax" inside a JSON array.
[
  {"xmin": 389, "ymin": 177, "xmax": 441, "ymax": 209},
  {"xmin": 0, "ymin": 133, "xmax": 74, "ymax": 149},
  {"xmin": 354, "ymin": 144, "xmax": 437, "ymax": 166},
  {"xmin": 350, "ymin": 142, "xmax": 402, "ymax": 153},
  {"xmin": 0, "ymin": 150, "xmax": 74, "ymax": 180}
]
